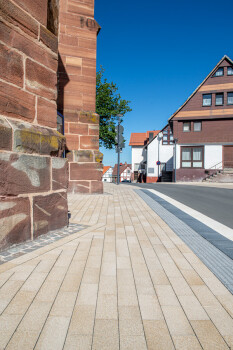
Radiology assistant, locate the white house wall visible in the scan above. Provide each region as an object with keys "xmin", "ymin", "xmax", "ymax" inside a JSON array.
[
  {"xmin": 121, "ymin": 168, "xmax": 132, "ymax": 181},
  {"xmin": 204, "ymin": 145, "xmax": 222, "ymax": 169},
  {"xmin": 102, "ymin": 168, "xmax": 113, "ymax": 182},
  {"xmin": 147, "ymin": 138, "xmax": 174, "ymax": 177},
  {"xmin": 175, "ymin": 144, "xmax": 223, "ymax": 170},
  {"xmin": 132, "ymin": 146, "xmax": 144, "ymax": 172}
]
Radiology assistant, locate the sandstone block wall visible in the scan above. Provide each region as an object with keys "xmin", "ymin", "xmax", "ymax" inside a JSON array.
[
  {"xmin": 0, "ymin": 0, "xmax": 68, "ymax": 250},
  {"xmin": 58, "ymin": 0, "xmax": 103, "ymax": 194}
]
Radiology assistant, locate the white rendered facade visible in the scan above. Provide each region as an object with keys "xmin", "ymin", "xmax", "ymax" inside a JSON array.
[
  {"xmin": 146, "ymin": 136, "xmax": 174, "ymax": 179},
  {"xmin": 131, "ymin": 146, "xmax": 146, "ymax": 173},
  {"xmin": 102, "ymin": 167, "xmax": 113, "ymax": 182},
  {"xmin": 120, "ymin": 167, "xmax": 132, "ymax": 181},
  {"xmin": 174, "ymin": 144, "xmax": 223, "ymax": 170}
]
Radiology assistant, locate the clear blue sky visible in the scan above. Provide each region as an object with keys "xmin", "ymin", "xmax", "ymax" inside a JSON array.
[{"xmin": 95, "ymin": 0, "xmax": 233, "ymax": 166}]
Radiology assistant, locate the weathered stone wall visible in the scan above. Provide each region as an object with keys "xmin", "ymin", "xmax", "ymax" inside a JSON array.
[
  {"xmin": 0, "ymin": 0, "xmax": 68, "ymax": 250},
  {"xmin": 58, "ymin": 0, "xmax": 103, "ymax": 194}
]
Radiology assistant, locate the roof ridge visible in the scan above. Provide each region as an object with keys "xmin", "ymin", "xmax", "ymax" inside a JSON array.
[{"xmin": 169, "ymin": 55, "xmax": 233, "ymax": 121}]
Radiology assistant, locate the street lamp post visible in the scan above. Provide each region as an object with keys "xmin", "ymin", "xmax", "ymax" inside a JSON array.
[
  {"xmin": 157, "ymin": 132, "xmax": 163, "ymax": 181},
  {"xmin": 116, "ymin": 114, "xmax": 123, "ymax": 185},
  {"xmin": 173, "ymin": 138, "xmax": 178, "ymax": 182}
]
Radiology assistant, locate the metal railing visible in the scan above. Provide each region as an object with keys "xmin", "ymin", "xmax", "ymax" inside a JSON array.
[{"xmin": 209, "ymin": 161, "xmax": 222, "ymax": 170}]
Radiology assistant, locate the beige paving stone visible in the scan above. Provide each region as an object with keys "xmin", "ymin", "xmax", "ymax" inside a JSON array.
[
  {"xmin": 102, "ymin": 252, "xmax": 115, "ymax": 264},
  {"xmin": 98, "ymin": 275, "xmax": 117, "ymax": 295},
  {"xmin": 118, "ymin": 305, "xmax": 141, "ymax": 320},
  {"xmin": 86, "ymin": 255, "xmax": 102, "ymax": 268},
  {"xmin": 60, "ymin": 272, "xmax": 83, "ymax": 292},
  {"xmin": 96, "ymin": 293, "xmax": 118, "ymax": 319},
  {"xmin": 181, "ymin": 269, "xmax": 205, "ymax": 286},
  {"xmin": 0, "ymin": 298, "xmax": 12, "ymax": 314},
  {"xmin": 82, "ymin": 267, "xmax": 100, "ymax": 284},
  {"xmin": 0, "ymin": 271, "xmax": 14, "ymax": 287},
  {"xmin": 191, "ymin": 285, "xmax": 220, "ymax": 307},
  {"xmin": 120, "ymin": 335, "xmax": 147, "ymax": 350},
  {"xmin": 0, "ymin": 314, "xmax": 22, "ymax": 349},
  {"xmin": 76, "ymin": 283, "xmax": 98, "ymax": 305},
  {"xmin": 203, "ymin": 277, "xmax": 230, "ymax": 297},
  {"xmin": 150, "ymin": 270, "xmax": 170, "ymax": 285},
  {"xmin": 35, "ymin": 316, "xmax": 70, "ymax": 350},
  {"xmin": 5, "ymin": 330, "xmax": 39, "ymax": 350},
  {"xmin": 162, "ymin": 305, "xmax": 194, "ymax": 336},
  {"xmin": 50, "ymin": 291, "xmax": 77, "ymax": 317},
  {"xmin": 4, "ymin": 290, "xmax": 35, "ymax": 315},
  {"xmin": 101, "ymin": 262, "xmax": 116, "ymax": 276},
  {"xmin": 217, "ymin": 294, "xmax": 233, "ymax": 318},
  {"xmin": 155, "ymin": 285, "xmax": 180, "ymax": 306},
  {"xmin": 68, "ymin": 305, "xmax": 95, "ymax": 335},
  {"xmin": 224, "ymin": 335, "xmax": 233, "ymax": 349},
  {"xmin": 0, "ymin": 280, "xmax": 23, "ymax": 301},
  {"xmin": 46, "ymin": 266, "xmax": 68, "ymax": 282},
  {"xmin": 169, "ymin": 276, "xmax": 193, "ymax": 296},
  {"xmin": 138, "ymin": 294, "xmax": 164, "ymax": 320},
  {"xmin": 204, "ymin": 306, "xmax": 233, "ymax": 340},
  {"xmin": 119, "ymin": 318, "xmax": 144, "ymax": 336},
  {"xmin": 36, "ymin": 280, "xmax": 61, "ymax": 302},
  {"xmin": 136, "ymin": 279, "xmax": 155, "ymax": 295},
  {"xmin": 63, "ymin": 335, "xmax": 92, "ymax": 350},
  {"xmin": 10, "ymin": 264, "xmax": 38, "ymax": 281},
  {"xmin": 172, "ymin": 335, "xmax": 202, "ymax": 350},
  {"xmin": 92, "ymin": 319, "xmax": 119, "ymax": 350},
  {"xmin": 117, "ymin": 256, "xmax": 131, "ymax": 269},
  {"xmin": 118, "ymin": 291, "xmax": 138, "ymax": 306},
  {"xmin": 178, "ymin": 295, "xmax": 209, "ymax": 320},
  {"xmin": 191, "ymin": 320, "xmax": 229, "ymax": 350},
  {"xmin": 117, "ymin": 269, "xmax": 135, "ymax": 286},
  {"xmin": 16, "ymin": 301, "xmax": 51, "ymax": 332},
  {"xmin": 143, "ymin": 320, "xmax": 175, "ymax": 350}
]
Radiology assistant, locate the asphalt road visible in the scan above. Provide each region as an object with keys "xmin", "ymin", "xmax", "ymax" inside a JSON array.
[{"xmin": 125, "ymin": 183, "xmax": 233, "ymax": 229}]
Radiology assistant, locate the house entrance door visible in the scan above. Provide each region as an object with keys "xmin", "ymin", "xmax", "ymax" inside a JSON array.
[{"xmin": 223, "ymin": 146, "xmax": 233, "ymax": 168}]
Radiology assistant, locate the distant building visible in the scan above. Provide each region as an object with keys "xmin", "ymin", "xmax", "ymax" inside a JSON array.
[
  {"xmin": 102, "ymin": 166, "xmax": 113, "ymax": 182},
  {"xmin": 129, "ymin": 131, "xmax": 159, "ymax": 182},
  {"xmin": 145, "ymin": 125, "xmax": 174, "ymax": 182},
  {"xmin": 112, "ymin": 163, "xmax": 132, "ymax": 183}
]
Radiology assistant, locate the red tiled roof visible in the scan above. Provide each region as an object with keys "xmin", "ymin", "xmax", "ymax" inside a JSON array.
[
  {"xmin": 103, "ymin": 166, "xmax": 111, "ymax": 175},
  {"xmin": 129, "ymin": 130, "xmax": 160, "ymax": 146},
  {"xmin": 129, "ymin": 133, "xmax": 147, "ymax": 146}
]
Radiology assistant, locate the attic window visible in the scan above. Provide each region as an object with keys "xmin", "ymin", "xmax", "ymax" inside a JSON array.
[
  {"xmin": 213, "ymin": 67, "xmax": 224, "ymax": 77},
  {"xmin": 149, "ymin": 132, "xmax": 154, "ymax": 141},
  {"xmin": 227, "ymin": 67, "xmax": 233, "ymax": 76}
]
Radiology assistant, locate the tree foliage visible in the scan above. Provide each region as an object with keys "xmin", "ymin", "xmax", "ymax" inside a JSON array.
[{"xmin": 96, "ymin": 67, "xmax": 132, "ymax": 149}]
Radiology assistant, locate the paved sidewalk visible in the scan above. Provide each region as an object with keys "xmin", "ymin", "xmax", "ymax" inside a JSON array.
[{"xmin": 0, "ymin": 183, "xmax": 233, "ymax": 349}]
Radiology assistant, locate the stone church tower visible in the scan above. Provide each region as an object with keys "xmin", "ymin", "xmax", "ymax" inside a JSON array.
[
  {"xmin": 58, "ymin": 0, "xmax": 103, "ymax": 194},
  {"xmin": 0, "ymin": 0, "xmax": 102, "ymax": 250}
]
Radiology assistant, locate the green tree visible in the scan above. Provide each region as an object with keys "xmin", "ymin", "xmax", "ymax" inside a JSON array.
[{"xmin": 96, "ymin": 67, "xmax": 132, "ymax": 149}]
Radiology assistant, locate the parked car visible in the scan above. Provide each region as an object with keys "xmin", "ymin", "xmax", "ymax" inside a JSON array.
[{"xmin": 121, "ymin": 179, "xmax": 131, "ymax": 183}]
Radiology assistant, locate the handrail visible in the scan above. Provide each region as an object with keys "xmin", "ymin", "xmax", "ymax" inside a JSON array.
[{"xmin": 209, "ymin": 161, "xmax": 222, "ymax": 170}]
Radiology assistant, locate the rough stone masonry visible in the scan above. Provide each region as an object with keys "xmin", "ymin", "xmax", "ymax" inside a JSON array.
[
  {"xmin": 58, "ymin": 0, "xmax": 104, "ymax": 194},
  {"xmin": 0, "ymin": 0, "xmax": 68, "ymax": 250}
]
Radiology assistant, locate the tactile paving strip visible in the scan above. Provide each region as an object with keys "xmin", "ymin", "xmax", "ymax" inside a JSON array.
[{"xmin": 136, "ymin": 189, "xmax": 233, "ymax": 294}]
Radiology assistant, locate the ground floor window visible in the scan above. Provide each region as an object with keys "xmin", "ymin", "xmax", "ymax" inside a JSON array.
[{"xmin": 181, "ymin": 146, "xmax": 203, "ymax": 168}]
